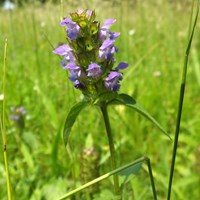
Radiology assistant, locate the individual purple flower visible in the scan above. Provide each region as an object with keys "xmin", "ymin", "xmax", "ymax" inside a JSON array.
[
  {"xmin": 87, "ymin": 63, "xmax": 102, "ymax": 79},
  {"xmin": 65, "ymin": 62, "xmax": 82, "ymax": 81},
  {"xmin": 60, "ymin": 18, "xmax": 80, "ymax": 40},
  {"xmin": 99, "ymin": 39, "xmax": 118, "ymax": 61},
  {"xmin": 115, "ymin": 62, "xmax": 129, "ymax": 70},
  {"xmin": 53, "ymin": 44, "xmax": 75, "ymax": 67},
  {"xmin": 100, "ymin": 19, "xmax": 116, "ymax": 41},
  {"xmin": 105, "ymin": 71, "xmax": 123, "ymax": 92}
]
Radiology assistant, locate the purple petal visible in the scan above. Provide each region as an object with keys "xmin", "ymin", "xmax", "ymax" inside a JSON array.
[
  {"xmin": 105, "ymin": 71, "xmax": 123, "ymax": 92},
  {"xmin": 60, "ymin": 18, "xmax": 72, "ymax": 26},
  {"xmin": 69, "ymin": 70, "xmax": 78, "ymax": 82},
  {"xmin": 102, "ymin": 19, "xmax": 116, "ymax": 29},
  {"xmin": 115, "ymin": 62, "xmax": 129, "ymax": 70},
  {"xmin": 99, "ymin": 43, "xmax": 117, "ymax": 61},
  {"xmin": 100, "ymin": 39, "xmax": 114, "ymax": 50},
  {"xmin": 67, "ymin": 28, "xmax": 79, "ymax": 40},
  {"xmin": 53, "ymin": 44, "xmax": 72, "ymax": 55},
  {"xmin": 112, "ymin": 84, "xmax": 121, "ymax": 92},
  {"xmin": 65, "ymin": 62, "xmax": 79, "ymax": 70},
  {"xmin": 109, "ymin": 32, "xmax": 120, "ymax": 40},
  {"xmin": 87, "ymin": 10, "xmax": 92, "ymax": 16},
  {"xmin": 87, "ymin": 63, "xmax": 102, "ymax": 79},
  {"xmin": 106, "ymin": 71, "xmax": 122, "ymax": 81}
]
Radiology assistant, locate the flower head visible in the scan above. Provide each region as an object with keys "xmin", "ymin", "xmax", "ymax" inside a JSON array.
[{"xmin": 53, "ymin": 10, "xmax": 129, "ymax": 102}]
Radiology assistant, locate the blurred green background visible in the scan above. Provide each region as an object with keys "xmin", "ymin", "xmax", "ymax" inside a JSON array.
[{"xmin": 0, "ymin": 0, "xmax": 200, "ymax": 199}]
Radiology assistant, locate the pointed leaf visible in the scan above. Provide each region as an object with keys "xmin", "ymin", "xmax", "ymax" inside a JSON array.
[
  {"xmin": 63, "ymin": 101, "xmax": 89, "ymax": 146},
  {"xmin": 109, "ymin": 93, "xmax": 170, "ymax": 139},
  {"xmin": 118, "ymin": 162, "xmax": 142, "ymax": 177},
  {"xmin": 118, "ymin": 162, "xmax": 143, "ymax": 185}
]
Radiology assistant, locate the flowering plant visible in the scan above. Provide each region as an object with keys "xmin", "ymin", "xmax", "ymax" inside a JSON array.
[
  {"xmin": 53, "ymin": 10, "xmax": 129, "ymax": 104},
  {"xmin": 53, "ymin": 9, "xmax": 169, "ymax": 197}
]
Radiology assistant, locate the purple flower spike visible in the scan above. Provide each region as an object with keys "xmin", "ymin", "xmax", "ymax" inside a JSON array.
[
  {"xmin": 115, "ymin": 62, "xmax": 129, "ymax": 70},
  {"xmin": 105, "ymin": 71, "xmax": 123, "ymax": 92},
  {"xmin": 87, "ymin": 63, "xmax": 102, "ymax": 79},
  {"xmin": 54, "ymin": 10, "xmax": 129, "ymax": 94}
]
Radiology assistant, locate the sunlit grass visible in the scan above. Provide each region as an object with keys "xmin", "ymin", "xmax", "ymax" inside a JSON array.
[{"xmin": 0, "ymin": 0, "xmax": 200, "ymax": 199}]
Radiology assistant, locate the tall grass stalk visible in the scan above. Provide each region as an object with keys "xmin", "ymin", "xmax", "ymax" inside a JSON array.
[
  {"xmin": 1, "ymin": 38, "xmax": 12, "ymax": 200},
  {"xmin": 167, "ymin": 1, "xmax": 199, "ymax": 199}
]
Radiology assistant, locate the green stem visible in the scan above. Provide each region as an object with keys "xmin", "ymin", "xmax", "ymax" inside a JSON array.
[
  {"xmin": 167, "ymin": 1, "xmax": 199, "ymax": 199},
  {"xmin": 100, "ymin": 105, "xmax": 120, "ymax": 197},
  {"xmin": 1, "ymin": 39, "xmax": 12, "ymax": 200},
  {"xmin": 146, "ymin": 157, "xmax": 157, "ymax": 200}
]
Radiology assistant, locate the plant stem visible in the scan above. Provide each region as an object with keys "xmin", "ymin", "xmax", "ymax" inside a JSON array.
[
  {"xmin": 100, "ymin": 105, "xmax": 120, "ymax": 197},
  {"xmin": 146, "ymin": 157, "xmax": 157, "ymax": 200},
  {"xmin": 167, "ymin": 1, "xmax": 199, "ymax": 199},
  {"xmin": 1, "ymin": 38, "xmax": 12, "ymax": 200}
]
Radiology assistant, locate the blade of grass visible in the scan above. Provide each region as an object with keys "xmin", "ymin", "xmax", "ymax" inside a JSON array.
[
  {"xmin": 167, "ymin": 1, "xmax": 199, "ymax": 199},
  {"xmin": 1, "ymin": 38, "xmax": 12, "ymax": 200}
]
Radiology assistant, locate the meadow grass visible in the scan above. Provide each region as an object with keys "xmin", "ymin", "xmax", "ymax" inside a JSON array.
[{"xmin": 0, "ymin": 0, "xmax": 200, "ymax": 199}]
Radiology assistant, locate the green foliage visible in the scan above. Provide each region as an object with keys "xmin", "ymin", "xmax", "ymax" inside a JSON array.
[
  {"xmin": 63, "ymin": 101, "xmax": 89, "ymax": 146},
  {"xmin": 0, "ymin": 0, "xmax": 200, "ymax": 200}
]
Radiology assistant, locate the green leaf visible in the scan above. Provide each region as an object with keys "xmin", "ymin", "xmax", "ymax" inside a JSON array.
[
  {"xmin": 118, "ymin": 162, "xmax": 143, "ymax": 185},
  {"xmin": 63, "ymin": 101, "xmax": 89, "ymax": 146},
  {"xmin": 109, "ymin": 93, "xmax": 170, "ymax": 139},
  {"xmin": 118, "ymin": 162, "xmax": 142, "ymax": 177}
]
